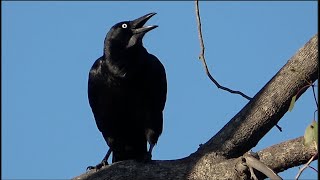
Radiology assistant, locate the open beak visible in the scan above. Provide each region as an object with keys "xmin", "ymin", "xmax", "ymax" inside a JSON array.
[{"xmin": 131, "ymin": 12, "xmax": 158, "ymax": 34}]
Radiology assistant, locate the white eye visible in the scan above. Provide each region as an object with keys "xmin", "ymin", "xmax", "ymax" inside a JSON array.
[{"xmin": 121, "ymin": 23, "xmax": 128, "ymax": 29}]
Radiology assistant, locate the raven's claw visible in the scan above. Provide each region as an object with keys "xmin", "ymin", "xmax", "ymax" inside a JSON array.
[{"xmin": 86, "ymin": 161, "xmax": 108, "ymax": 171}]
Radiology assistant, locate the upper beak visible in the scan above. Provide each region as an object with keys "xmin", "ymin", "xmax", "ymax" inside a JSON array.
[{"xmin": 131, "ymin": 12, "xmax": 158, "ymax": 34}]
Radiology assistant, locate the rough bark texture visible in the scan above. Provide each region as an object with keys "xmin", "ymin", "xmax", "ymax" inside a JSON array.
[
  {"xmin": 73, "ymin": 34, "xmax": 318, "ymax": 180},
  {"xmin": 258, "ymin": 137, "xmax": 318, "ymax": 173}
]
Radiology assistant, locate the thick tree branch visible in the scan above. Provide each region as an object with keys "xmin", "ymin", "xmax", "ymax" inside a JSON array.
[
  {"xmin": 195, "ymin": 34, "xmax": 318, "ymax": 158},
  {"xmin": 73, "ymin": 136, "xmax": 317, "ymax": 180},
  {"xmin": 253, "ymin": 137, "xmax": 318, "ymax": 179},
  {"xmin": 73, "ymin": 159, "xmax": 191, "ymax": 180},
  {"xmin": 258, "ymin": 137, "xmax": 318, "ymax": 173}
]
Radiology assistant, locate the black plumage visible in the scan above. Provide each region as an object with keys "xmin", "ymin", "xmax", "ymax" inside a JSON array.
[{"xmin": 87, "ymin": 13, "xmax": 167, "ymax": 169}]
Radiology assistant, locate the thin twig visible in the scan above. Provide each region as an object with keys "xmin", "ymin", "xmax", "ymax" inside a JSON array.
[
  {"xmin": 295, "ymin": 152, "xmax": 318, "ymax": 180},
  {"xmin": 311, "ymin": 84, "xmax": 318, "ymax": 108},
  {"xmin": 313, "ymin": 110, "xmax": 318, "ymax": 121},
  {"xmin": 195, "ymin": 0, "xmax": 282, "ymax": 132},
  {"xmin": 275, "ymin": 124, "xmax": 282, "ymax": 132},
  {"xmin": 307, "ymin": 165, "xmax": 318, "ymax": 173},
  {"xmin": 194, "ymin": 0, "xmax": 252, "ymax": 101}
]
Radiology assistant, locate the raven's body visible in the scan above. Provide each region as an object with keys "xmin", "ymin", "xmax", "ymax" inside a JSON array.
[{"xmin": 88, "ymin": 13, "xmax": 166, "ymax": 167}]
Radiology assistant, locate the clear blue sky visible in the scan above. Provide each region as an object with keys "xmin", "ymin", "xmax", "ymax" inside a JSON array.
[{"xmin": 2, "ymin": 1, "xmax": 318, "ymax": 179}]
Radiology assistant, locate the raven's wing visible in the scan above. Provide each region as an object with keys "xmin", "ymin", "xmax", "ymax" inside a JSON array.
[
  {"xmin": 144, "ymin": 54, "xmax": 167, "ymax": 143},
  {"xmin": 88, "ymin": 56, "xmax": 107, "ymax": 133},
  {"xmin": 147, "ymin": 54, "xmax": 167, "ymax": 111}
]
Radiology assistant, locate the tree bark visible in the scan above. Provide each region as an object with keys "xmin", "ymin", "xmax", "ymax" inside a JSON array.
[{"xmin": 73, "ymin": 34, "xmax": 318, "ymax": 180}]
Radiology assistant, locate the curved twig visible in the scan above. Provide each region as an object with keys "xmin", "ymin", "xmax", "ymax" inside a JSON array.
[
  {"xmin": 195, "ymin": 0, "xmax": 252, "ymax": 101},
  {"xmin": 194, "ymin": 0, "xmax": 286, "ymax": 132}
]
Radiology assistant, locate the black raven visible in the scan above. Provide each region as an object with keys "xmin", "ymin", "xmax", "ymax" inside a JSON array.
[{"xmin": 87, "ymin": 13, "xmax": 167, "ymax": 170}]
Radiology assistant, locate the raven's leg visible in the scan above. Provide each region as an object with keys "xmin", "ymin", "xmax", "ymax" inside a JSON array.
[
  {"xmin": 87, "ymin": 148, "xmax": 112, "ymax": 171},
  {"xmin": 144, "ymin": 143, "xmax": 155, "ymax": 162},
  {"xmin": 144, "ymin": 128, "xmax": 159, "ymax": 162}
]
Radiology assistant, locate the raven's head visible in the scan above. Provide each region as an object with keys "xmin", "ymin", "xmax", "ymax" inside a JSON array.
[{"xmin": 104, "ymin": 13, "xmax": 157, "ymax": 52}]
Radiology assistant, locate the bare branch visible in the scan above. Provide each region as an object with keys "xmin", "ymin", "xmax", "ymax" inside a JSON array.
[
  {"xmin": 194, "ymin": 0, "xmax": 252, "ymax": 100},
  {"xmin": 258, "ymin": 137, "xmax": 318, "ymax": 175}
]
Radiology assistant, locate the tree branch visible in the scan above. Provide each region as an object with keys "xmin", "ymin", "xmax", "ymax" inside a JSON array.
[
  {"xmin": 195, "ymin": 34, "xmax": 318, "ymax": 158},
  {"xmin": 258, "ymin": 137, "xmax": 317, "ymax": 179},
  {"xmin": 73, "ymin": 136, "xmax": 317, "ymax": 180}
]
